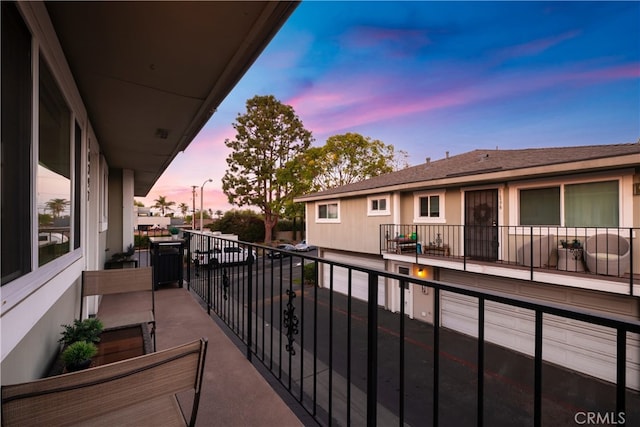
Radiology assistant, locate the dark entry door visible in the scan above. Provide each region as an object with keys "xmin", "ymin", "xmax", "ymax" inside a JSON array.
[{"xmin": 465, "ymin": 189, "xmax": 498, "ymax": 261}]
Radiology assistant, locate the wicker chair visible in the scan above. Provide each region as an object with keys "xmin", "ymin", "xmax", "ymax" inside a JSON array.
[
  {"xmin": 517, "ymin": 235, "xmax": 556, "ymax": 268},
  {"xmin": 583, "ymin": 234, "xmax": 630, "ymax": 277}
]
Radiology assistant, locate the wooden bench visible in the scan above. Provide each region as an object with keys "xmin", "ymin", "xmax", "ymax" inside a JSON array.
[
  {"xmin": 388, "ymin": 238, "xmax": 417, "ymax": 254},
  {"xmin": 81, "ymin": 267, "xmax": 156, "ymax": 350},
  {"xmin": 2, "ymin": 338, "xmax": 208, "ymax": 427}
]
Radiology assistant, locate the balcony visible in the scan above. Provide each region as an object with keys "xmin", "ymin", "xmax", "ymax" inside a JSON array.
[
  {"xmin": 118, "ymin": 231, "xmax": 640, "ymax": 426},
  {"xmin": 381, "ymin": 225, "xmax": 639, "ymax": 297},
  {"xmin": 96, "ymin": 271, "xmax": 304, "ymax": 426}
]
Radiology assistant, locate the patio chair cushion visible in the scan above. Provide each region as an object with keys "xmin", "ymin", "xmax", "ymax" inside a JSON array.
[{"xmin": 583, "ymin": 233, "xmax": 630, "ymax": 277}]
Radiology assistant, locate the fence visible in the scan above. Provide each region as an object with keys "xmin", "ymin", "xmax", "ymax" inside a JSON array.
[
  {"xmin": 381, "ymin": 224, "xmax": 638, "ymax": 296},
  {"xmin": 182, "ymin": 230, "xmax": 640, "ymax": 426}
]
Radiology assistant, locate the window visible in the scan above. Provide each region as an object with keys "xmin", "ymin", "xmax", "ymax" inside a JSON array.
[
  {"xmin": 519, "ymin": 180, "xmax": 619, "ymax": 227},
  {"xmin": 1, "ymin": 5, "xmax": 81, "ymax": 287},
  {"xmin": 316, "ymin": 201, "xmax": 340, "ymax": 223},
  {"xmin": 73, "ymin": 121, "xmax": 82, "ymax": 249},
  {"xmin": 565, "ymin": 181, "xmax": 618, "ymax": 227},
  {"xmin": 38, "ymin": 56, "xmax": 72, "ymax": 266},
  {"xmin": 1, "ymin": 1, "xmax": 32, "ymax": 285},
  {"xmin": 520, "ymin": 187, "xmax": 560, "ymax": 226},
  {"xmin": 414, "ymin": 191, "xmax": 445, "ymax": 223},
  {"xmin": 368, "ymin": 195, "xmax": 390, "ymax": 216}
]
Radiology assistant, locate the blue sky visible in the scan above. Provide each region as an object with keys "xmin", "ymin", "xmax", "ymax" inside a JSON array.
[{"xmin": 138, "ymin": 1, "xmax": 640, "ymax": 212}]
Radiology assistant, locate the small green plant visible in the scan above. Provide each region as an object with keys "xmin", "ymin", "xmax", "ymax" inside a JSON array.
[
  {"xmin": 560, "ymin": 239, "xmax": 582, "ymax": 249},
  {"xmin": 110, "ymin": 243, "xmax": 135, "ymax": 262},
  {"xmin": 169, "ymin": 226, "xmax": 179, "ymax": 235},
  {"xmin": 59, "ymin": 318, "xmax": 104, "ymax": 346},
  {"xmin": 303, "ymin": 262, "xmax": 316, "ymax": 286},
  {"xmin": 61, "ymin": 341, "xmax": 97, "ymax": 371}
]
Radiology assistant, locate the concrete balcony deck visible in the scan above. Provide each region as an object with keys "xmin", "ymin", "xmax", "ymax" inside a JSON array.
[{"xmin": 97, "ymin": 284, "xmax": 303, "ymax": 427}]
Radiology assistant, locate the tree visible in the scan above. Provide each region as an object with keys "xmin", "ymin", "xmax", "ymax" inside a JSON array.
[
  {"xmin": 222, "ymin": 95, "xmax": 313, "ymax": 243},
  {"xmin": 152, "ymin": 195, "xmax": 175, "ymax": 216},
  {"xmin": 134, "ymin": 200, "xmax": 145, "ymax": 207},
  {"xmin": 303, "ymin": 132, "xmax": 406, "ymax": 192},
  {"xmin": 214, "ymin": 209, "xmax": 224, "ymax": 219},
  {"xmin": 209, "ymin": 209, "xmax": 265, "ymax": 242},
  {"xmin": 178, "ymin": 202, "xmax": 189, "ymax": 218},
  {"xmin": 45, "ymin": 198, "xmax": 70, "ymax": 218}
]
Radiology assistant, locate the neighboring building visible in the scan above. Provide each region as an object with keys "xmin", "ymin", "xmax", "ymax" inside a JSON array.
[
  {"xmin": 1, "ymin": 1, "xmax": 297, "ymax": 384},
  {"xmin": 295, "ymin": 142, "xmax": 640, "ymax": 389}
]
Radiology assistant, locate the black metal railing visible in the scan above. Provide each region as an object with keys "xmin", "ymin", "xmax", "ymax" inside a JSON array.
[
  {"xmin": 381, "ymin": 224, "xmax": 638, "ymax": 295},
  {"xmin": 183, "ymin": 230, "xmax": 640, "ymax": 427}
]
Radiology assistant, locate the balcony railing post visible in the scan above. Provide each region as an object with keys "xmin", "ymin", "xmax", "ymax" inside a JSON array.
[
  {"xmin": 246, "ymin": 249, "xmax": 254, "ymax": 362},
  {"xmin": 629, "ymin": 228, "xmax": 634, "ymax": 296},
  {"xmin": 529, "ymin": 227, "xmax": 534, "ymax": 280},
  {"xmin": 206, "ymin": 236, "xmax": 211, "ymax": 316},
  {"xmin": 366, "ymin": 272, "xmax": 378, "ymax": 426}
]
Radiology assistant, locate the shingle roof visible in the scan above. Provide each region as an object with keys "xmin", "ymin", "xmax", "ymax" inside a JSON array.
[{"xmin": 298, "ymin": 142, "xmax": 640, "ymax": 200}]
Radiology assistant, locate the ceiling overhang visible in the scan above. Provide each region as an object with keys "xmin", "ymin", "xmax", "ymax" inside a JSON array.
[{"xmin": 46, "ymin": 1, "xmax": 298, "ymax": 196}]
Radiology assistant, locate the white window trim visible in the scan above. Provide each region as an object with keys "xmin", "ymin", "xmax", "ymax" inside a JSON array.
[
  {"xmin": 315, "ymin": 200, "xmax": 341, "ymax": 223},
  {"xmin": 509, "ymin": 174, "xmax": 628, "ymax": 235},
  {"xmin": 413, "ymin": 191, "xmax": 445, "ymax": 224},
  {"xmin": 367, "ymin": 194, "xmax": 390, "ymax": 216},
  {"xmin": 99, "ymin": 155, "xmax": 108, "ymax": 231}
]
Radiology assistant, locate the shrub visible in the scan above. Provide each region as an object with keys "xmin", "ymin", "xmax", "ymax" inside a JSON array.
[
  {"xmin": 303, "ymin": 262, "xmax": 316, "ymax": 285},
  {"xmin": 62, "ymin": 341, "xmax": 97, "ymax": 371},
  {"xmin": 59, "ymin": 318, "xmax": 104, "ymax": 346}
]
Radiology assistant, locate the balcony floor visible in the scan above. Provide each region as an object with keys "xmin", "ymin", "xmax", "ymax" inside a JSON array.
[{"xmin": 98, "ymin": 284, "xmax": 303, "ymax": 427}]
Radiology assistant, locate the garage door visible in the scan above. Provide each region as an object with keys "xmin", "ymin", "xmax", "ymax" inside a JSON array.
[
  {"xmin": 439, "ymin": 270, "xmax": 639, "ymax": 390},
  {"xmin": 321, "ymin": 251, "xmax": 386, "ymax": 305}
]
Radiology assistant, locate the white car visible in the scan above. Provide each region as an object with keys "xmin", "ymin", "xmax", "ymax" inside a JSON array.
[
  {"xmin": 192, "ymin": 245, "xmax": 256, "ymax": 268},
  {"xmin": 294, "ymin": 240, "xmax": 316, "ymax": 252}
]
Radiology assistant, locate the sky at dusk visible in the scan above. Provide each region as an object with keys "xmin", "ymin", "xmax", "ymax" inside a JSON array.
[{"xmin": 136, "ymin": 1, "xmax": 640, "ymax": 215}]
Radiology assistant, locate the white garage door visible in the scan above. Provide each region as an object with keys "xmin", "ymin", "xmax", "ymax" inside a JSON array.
[
  {"xmin": 321, "ymin": 251, "xmax": 386, "ymax": 305},
  {"xmin": 439, "ymin": 271, "xmax": 639, "ymax": 390}
]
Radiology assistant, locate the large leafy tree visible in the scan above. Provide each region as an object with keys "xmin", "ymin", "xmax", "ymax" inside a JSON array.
[
  {"xmin": 152, "ymin": 195, "xmax": 175, "ymax": 216},
  {"xmin": 222, "ymin": 95, "xmax": 313, "ymax": 242},
  {"xmin": 304, "ymin": 132, "xmax": 408, "ymax": 192}
]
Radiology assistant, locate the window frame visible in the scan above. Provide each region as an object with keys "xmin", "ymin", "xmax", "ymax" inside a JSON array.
[
  {"xmin": 1, "ymin": 6, "xmax": 84, "ymax": 313},
  {"xmin": 367, "ymin": 194, "xmax": 390, "ymax": 216},
  {"xmin": 513, "ymin": 175, "xmax": 625, "ymax": 230},
  {"xmin": 413, "ymin": 191, "xmax": 445, "ymax": 224},
  {"xmin": 316, "ymin": 200, "xmax": 340, "ymax": 223}
]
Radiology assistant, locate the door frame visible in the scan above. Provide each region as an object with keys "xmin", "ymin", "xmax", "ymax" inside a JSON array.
[{"xmin": 464, "ymin": 188, "xmax": 500, "ymax": 261}]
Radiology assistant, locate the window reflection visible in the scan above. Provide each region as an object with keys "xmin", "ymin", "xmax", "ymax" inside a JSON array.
[{"xmin": 38, "ymin": 57, "xmax": 71, "ymax": 266}]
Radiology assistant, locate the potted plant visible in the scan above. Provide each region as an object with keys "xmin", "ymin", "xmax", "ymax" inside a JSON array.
[
  {"xmin": 59, "ymin": 318, "xmax": 104, "ymax": 346},
  {"xmin": 560, "ymin": 239, "xmax": 582, "ymax": 249},
  {"xmin": 61, "ymin": 341, "xmax": 97, "ymax": 372},
  {"xmin": 169, "ymin": 226, "xmax": 180, "ymax": 240},
  {"xmin": 109, "ymin": 243, "xmax": 135, "ymax": 263}
]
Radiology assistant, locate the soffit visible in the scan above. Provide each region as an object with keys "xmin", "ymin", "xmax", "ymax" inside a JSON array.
[{"xmin": 46, "ymin": 1, "xmax": 297, "ymax": 195}]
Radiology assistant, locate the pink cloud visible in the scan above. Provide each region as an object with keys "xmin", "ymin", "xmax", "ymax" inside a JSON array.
[
  {"xmin": 287, "ymin": 59, "xmax": 639, "ymax": 142},
  {"xmin": 497, "ymin": 30, "xmax": 581, "ymax": 59},
  {"xmin": 342, "ymin": 26, "xmax": 432, "ymax": 58}
]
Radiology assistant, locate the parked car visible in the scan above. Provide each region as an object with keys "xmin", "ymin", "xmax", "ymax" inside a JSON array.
[
  {"xmin": 294, "ymin": 240, "xmax": 316, "ymax": 252},
  {"xmin": 267, "ymin": 244, "xmax": 296, "ymax": 259},
  {"xmin": 192, "ymin": 245, "xmax": 255, "ymax": 268}
]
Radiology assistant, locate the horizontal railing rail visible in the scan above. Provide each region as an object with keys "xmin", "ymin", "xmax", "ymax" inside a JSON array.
[
  {"xmin": 183, "ymin": 230, "xmax": 640, "ymax": 427},
  {"xmin": 381, "ymin": 224, "xmax": 638, "ymax": 296}
]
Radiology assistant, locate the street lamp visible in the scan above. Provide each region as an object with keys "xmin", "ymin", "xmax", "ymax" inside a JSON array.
[{"xmin": 200, "ymin": 178, "xmax": 212, "ymax": 232}]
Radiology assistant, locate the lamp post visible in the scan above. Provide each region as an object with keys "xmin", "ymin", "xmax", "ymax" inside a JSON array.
[
  {"xmin": 200, "ymin": 179, "xmax": 212, "ymax": 232},
  {"xmin": 191, "ymin": 186, "xmax": 197, "ymax": 230}
]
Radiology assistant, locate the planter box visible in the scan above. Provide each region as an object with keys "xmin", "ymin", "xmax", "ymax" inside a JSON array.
[{"xmin": 557, "ymin": 247, "xmax": 585, "ymax": 272}]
